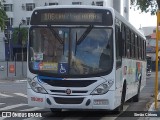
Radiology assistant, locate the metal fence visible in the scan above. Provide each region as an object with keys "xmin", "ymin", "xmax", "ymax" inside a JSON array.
[{"xmin": 15, "ymin": 53, "xmax": 27, "ymax": 61}]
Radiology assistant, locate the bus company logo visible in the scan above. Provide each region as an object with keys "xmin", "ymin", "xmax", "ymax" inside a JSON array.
[
  {"xmin": 65, "ymin": 89, "xmax": 72, "ymax": 95},
  {"xmin": 2, "ymin": 112, "xmax": 11, "ymax": 117}
]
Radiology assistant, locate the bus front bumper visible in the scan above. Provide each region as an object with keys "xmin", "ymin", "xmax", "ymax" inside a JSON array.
[{"xmin": 27, "ymin": 88, "xmax": 115, "ymax": 110}]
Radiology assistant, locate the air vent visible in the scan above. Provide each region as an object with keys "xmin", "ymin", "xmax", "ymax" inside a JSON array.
[
  {"xmin": 54, "ymin": 97, "xmax": 84, "ymax": 104},
  {"xmin": 41, "ymin": 79, "xmax": 97, "ymax": 87}
]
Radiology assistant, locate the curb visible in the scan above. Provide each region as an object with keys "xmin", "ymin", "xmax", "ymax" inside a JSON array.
[
  {"xmin": 148, "ymin": 92, "xmax": 160, "ymax": 111},
  {"xmin": 0, "ymin": 79, "xmax": 27, "ymax": 83}
]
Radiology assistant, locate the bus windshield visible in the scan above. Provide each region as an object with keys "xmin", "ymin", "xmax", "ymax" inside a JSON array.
[{"xmin": 29, "ymin": 26, "xmax": 113, "ymax": 77}]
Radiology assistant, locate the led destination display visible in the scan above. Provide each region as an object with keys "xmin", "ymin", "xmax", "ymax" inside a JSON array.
[
  {"xmin": 30, "ymin": 8, "xmax": 113, "ymax": 25},
  {"xmin": 41, "ymin": 12, "xmax": 102, "ymax": 23}
]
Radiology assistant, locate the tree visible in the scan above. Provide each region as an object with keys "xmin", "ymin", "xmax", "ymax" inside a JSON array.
[
  {"xmin": 131, "ymin": 0, "xmax": 160, "ymax": 15},
  {"xmin": 12, "ymin": 27, "xmax": 28, "ymax": 45},
  {"xmin": 0, "ymin": 1, "xmax": 7, "ymax": 30}
]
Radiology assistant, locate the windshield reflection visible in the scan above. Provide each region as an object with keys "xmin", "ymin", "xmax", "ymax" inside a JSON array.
[
  {"xmin": 29, "ymin": 27, "xmax": 113, "ymax": 76},
  {"xmin": 71, "ymin": 28, "xmax": 113, "ymax": 74}
]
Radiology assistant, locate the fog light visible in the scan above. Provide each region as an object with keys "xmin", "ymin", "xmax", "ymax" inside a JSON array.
[
  {"xmin": 93, "ymin": 99, "xmax": 109, "ymax": 105},
  {"xmin": 37, "ymin": 87, "xmax": 43, "ymax": 92},
  {"xmin": 31, "ymin": 82, "xmax": 36, "ymax": 87},
  {"xmin": 97, "ymin": 88, "xmax": 103, "ymax": 94}
]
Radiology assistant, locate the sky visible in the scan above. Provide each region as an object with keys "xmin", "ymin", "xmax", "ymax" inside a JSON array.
[{"xmin": 129, "ymin": 8, "xmax": 157, "ymax": 29}]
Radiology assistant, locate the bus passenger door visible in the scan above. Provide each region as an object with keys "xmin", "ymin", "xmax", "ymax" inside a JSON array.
[
  {"xmin": 115, "ymin": 24, "xmax": 123, "ymax": 105},
  {"xmin": 115, "ymin": 24, "xmax": 123, "ymax": 88}
]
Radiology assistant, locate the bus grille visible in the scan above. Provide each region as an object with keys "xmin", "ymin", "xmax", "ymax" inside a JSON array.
[
  {"xmin": 41, "ymin": 79, "xmax": 97, "ymax": 87},
  {"xmin": 54, "ymin": 97, "xmax": 84, "ymax": 104},
  {"xmin": 50, "ymin": 90, "xmax": 88, "ymax": 94}
]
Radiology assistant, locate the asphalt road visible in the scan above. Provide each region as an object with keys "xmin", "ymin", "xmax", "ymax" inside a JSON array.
[{"xmin": 0, "ymin": 73, "xmax": 159, "ymax": 120}]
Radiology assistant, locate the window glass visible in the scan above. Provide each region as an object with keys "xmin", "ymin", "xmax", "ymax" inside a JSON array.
[
  {"xmin": 131, "ymin": 32, "xmax": 135, "ymax": 58},
  {"xmin": 29, "ymin": 27, "xmax": 113, "ymax": 76},
  {"xmin": 139, "ymin": 38, "xmax": 141, "ymax": 59},
  {"xmin": 137, "ymin": 37, "xmax": 139, "ymax": 59},
  {"xmin": 71, "ymin": 28, "xmax": 113, "ymax": 74},
  {"xmin": 96, "ymin": 1, "xmax": 103, "ymax": 6},
  {"xmin": 26, "ymin": 3, "xmax": 35, "ymax": 11},
  {"xmin": 144, "ymin": 41, "xmax": 146, "ymax": 59},
  {"xmin": 115, "ymin": 26, "xmax": 120, "ymax": 59},
  {"xmin": 122, "ymin": 24, "xmax": 126, "ymax": 57},
  {"xmin": 49, "ymin": 3, "xmax": 58, "ymax": 5},
  {"xmin": 72, "ymin": 2, "xmax": 82, "ymax": 5},
  {"xmin": 26, "ymin": 17, "xmax": 30, "ymax": 25},
  {"xmin": 3, "ymin": 4, "xmax": 13, "ymax": 12},
  {"xmin": 126, "ymin": 28, "xmax": 130, "ymax": 58}
]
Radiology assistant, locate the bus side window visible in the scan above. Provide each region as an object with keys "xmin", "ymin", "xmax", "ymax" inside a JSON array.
[
  {"xmin": 144, "ymin": 40, "xmax": 146, "ymax": 59},
  {"xmin": 131, "ymin": 32, "xmax": 135, "ymax": 58},
  {"xmin": 138, "ymin": 37, "xmax": 141, "ymax": 59},
  {"xmin": 115, "ymin": 25, "xmax": 122, "ymax": 68},
  {"xmin": 121, "ymin": 24, "xmax": 126, "ymax": 57},
  {"xmin": 126, "ymin": 28, "xmax": 130, "ymax": 58},
  {"xmin": 136, "ymin": 36, "xmax": 139, "ymax": 59},
  {"xmin": 141, "ymin": 39, "xmax": 144, "ymax": 60},
  {"xmin": 134, "ymin": 34, "xmax": 137, "ymax": 59}
]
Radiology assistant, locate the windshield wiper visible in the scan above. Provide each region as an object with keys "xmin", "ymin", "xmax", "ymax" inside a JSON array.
[
  {"xmin": 48, "ymin": 27, "xmax": 64, "ymax": 44},
  {"xmin": 48, "ymin": 26, "xmax": 65, "ymax": 54},
  {"xmin": 75, "ymin": 32, "xmax": 78, "ymax": 55},
  {"xmin": 76, "ymin": 25, "xmax": 93, "ymax": 45}
]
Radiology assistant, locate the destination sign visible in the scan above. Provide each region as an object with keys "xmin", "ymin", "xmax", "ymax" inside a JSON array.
[
  {"xmin": 30, "ymin": 8, "xmax": 113, "ymax": 25},
  {"xmin": 41, "ymin": 12, "xmax": 102, "ymax": 23}
]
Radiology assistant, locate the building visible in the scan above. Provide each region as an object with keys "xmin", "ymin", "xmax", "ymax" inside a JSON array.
[
  {"xmin": 141, "ymin": 26, "xmax": 160, "ymax": 70},
  {"xmin": 1, "ymin": 0, "xmax": 130, "ymax": 61},
  {"xmin": 143, "ymin": 27, "xmax": 158, "ymax": 56},
  {"xmin": 0, "ymin": 29, "xmax": 5, "ymax": 61}
]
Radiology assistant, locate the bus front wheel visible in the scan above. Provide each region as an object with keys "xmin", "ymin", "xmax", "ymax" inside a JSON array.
[{"xmin": 113, "ymin": 83, "xmax": 126, "ymax": 114}]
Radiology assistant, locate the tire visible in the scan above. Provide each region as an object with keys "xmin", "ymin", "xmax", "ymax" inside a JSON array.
[
  {"xmin": 132, "ymin": 80, "xmax": 141, "ymax": 102},
  {"xmin": 113, "ymin": 83, "xmax": 126, "ymax": 114},
  {"xmin": 50, "ymin": 108, "xmax": 62, "ymax": 113}
]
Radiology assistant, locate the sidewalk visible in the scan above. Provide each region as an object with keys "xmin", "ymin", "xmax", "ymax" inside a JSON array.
[
  {"xmin": 0, "ymin": 77, "xmax": 27, "ymax": 83},
  {"xmin": 147, "ymin": 93, "xmax": 160, "ymax": 120},
  {"xmin": 147, "ymin": 72, "xmax": 160, "ymax": 120}
]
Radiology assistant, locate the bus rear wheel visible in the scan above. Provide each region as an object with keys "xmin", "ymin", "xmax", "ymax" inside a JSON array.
[{"xmin": 133, "ymin": 80, "xmax": 141, "ymax": 102}]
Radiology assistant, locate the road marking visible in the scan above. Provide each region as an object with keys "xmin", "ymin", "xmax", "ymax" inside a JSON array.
[
  {"xmin": 0, "ymin": 104, "xmax": 129, "ymax": 120},
  {"xmin": 0, "ymin": 93, "xmax": 12, "ymax": 98},
  {"xmin": 0, "ymin": 104, "xmax": 27, "ymax": 111},
  {"xmin": 23, "ymin": 117, "xmax": 40, "ymax": 120},
  {"xmin": 100, "ymin": 117, "xmax": 117, "ymax": 120},
  {"xmin": 19, "ymin": 79, "xmax": 27, "ymax": 82},
  {"xmin": 0, "ymin": 117, "xmax": 5, "ymax": 120},
  {"xmin": 148, "ymin": 102, "xmax": 155, "ymax": 111},
  {"xmin": 15, "ymin": 80, "xmax": 27, "ymax": 83},
  {"xmin": 20, "ymin": 107, "xmax": 44, "ymax": 111},
  {"xmin": 123, "ymin": 104, "xmax": 129, "ymax": 111},
  {"xmin": 14, "ymin": 93, "xmax": 27, "ymax": 98},
  {"xmin": 0, "ymin": 103, "xmax": 5, "ymax": 105}
]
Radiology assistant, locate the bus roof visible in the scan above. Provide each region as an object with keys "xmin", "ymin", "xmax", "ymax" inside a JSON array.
[{"xmin": 114, "ymin": 10, "xmax": 146, "ymax": 40}]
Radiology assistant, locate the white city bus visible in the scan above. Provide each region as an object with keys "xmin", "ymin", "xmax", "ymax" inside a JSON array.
[{"xmin": 27, "ymin": 5, "xmax": 146, "ymax": 113}]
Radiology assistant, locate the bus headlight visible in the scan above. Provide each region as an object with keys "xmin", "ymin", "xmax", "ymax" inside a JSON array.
[
  {"xmin": 28, "ymin": 79, "xmax": 48, "ymax": 94},
  {"xmin": 91, "ymin": 80, "xmax": 114, "ymax": 95}
]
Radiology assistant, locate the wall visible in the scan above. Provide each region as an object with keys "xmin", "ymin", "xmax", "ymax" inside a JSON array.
[{"xmin": 0, "ymin": 61, "xmax": 27, "ymax": 80}]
